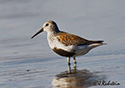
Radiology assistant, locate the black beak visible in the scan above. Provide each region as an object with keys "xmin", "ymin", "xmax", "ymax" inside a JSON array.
[{"xmin": 31, "ymin": 28, "xmax": 43, "ymax": 39}]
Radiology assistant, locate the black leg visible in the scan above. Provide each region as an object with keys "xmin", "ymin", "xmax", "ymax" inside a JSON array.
[
  {"xmin": 73, "ymin": 56, "xmax": 77, "ymax": 69},
  {"xmin": 67, "ymin": 57, "xmax": 71, "ymax": 73}
]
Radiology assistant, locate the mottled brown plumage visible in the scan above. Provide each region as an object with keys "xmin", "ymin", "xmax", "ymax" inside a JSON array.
[{"xmin": 56, "ymin": 32, "xmax": 103, "ymax": 46}]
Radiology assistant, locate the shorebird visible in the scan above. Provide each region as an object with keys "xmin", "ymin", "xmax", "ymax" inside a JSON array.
[{"xmin": 31, "ymin": 21, "xmax": 105, "ymax": 71}]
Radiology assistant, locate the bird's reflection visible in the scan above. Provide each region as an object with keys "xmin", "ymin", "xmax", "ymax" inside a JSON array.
[{"xmin": 52, "ymin": 67, "xmax": 106, "ymax": 88}]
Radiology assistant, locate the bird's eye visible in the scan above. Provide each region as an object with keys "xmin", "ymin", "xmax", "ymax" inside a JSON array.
[{"xmin": 46, "ymin": 23, "xmax": 49, "ymax": 26}]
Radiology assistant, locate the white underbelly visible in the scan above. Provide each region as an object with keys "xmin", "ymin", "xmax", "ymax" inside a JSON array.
[
  {"xmin": 48, "ymin": 37, "xmax": 90, "ymax": 56},
  {"xmin": 47, "ymin": 35, "xmax": 102, "ymax": 57},
  {"xmin": 48, "ymin": 36, "xmax": 74, "ymax": 52}
]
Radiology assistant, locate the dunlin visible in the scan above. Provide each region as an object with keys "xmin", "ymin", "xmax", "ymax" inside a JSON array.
[{"xmin": 31, "ymin": 21, "xmax": 105, "ymax": 71}]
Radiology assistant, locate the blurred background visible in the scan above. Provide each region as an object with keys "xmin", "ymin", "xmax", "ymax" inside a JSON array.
[{"xmin": 0, "ymin": 0, "xmax": 125, "ymax": 88}]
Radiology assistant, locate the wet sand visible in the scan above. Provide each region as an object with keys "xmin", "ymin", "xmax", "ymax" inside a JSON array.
[{"xmin": 0, "ymin": 0, "xmax": 125, "ymax": 88}]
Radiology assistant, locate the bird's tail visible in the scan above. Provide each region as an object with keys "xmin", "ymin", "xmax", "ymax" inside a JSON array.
[
  {"xmin": 93, "ymin": 40, "xmax": 104, "ymax": 43},
  {"xmin": 89, "ymin": 40, "xmax": 106, "ymax": 49},
  {"xmin": 91, "ymin": 40, "xmax": 107, "ymax": 45}
]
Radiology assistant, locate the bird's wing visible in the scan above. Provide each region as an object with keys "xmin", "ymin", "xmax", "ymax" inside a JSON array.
[{"xmin": 56, "ymin": 32, "xmax": 103, "ymax": 46}]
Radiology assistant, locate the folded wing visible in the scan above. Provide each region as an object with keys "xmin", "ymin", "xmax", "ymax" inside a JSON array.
[{"xmin": 57, "ymin": 32, "xmax": 104, "ymax": 46}]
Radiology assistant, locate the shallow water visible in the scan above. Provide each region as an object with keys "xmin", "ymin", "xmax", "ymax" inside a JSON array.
[{"xmin": 0, "ymin": 0, "xmax": 125, "ymax": 88}]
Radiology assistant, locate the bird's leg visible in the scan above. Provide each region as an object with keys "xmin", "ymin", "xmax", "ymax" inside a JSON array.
[
  {"xmin": 67, "ymin": 57, "xmax": 71, "ymax": 73},
  {"xmin": 73, "ymin": 56, "xmax": 77, "ymax": 69}
]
